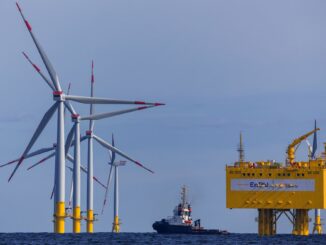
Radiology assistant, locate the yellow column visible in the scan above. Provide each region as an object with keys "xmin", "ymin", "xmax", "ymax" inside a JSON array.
[
  {"xmin": 73, "ymin": 207, "xmax": 81, "ymax": 233},
  {"xmin": 314, "ymin": 213, "xmax": 323, "ymax": 235},
  {"xmin": 314, "ymin": 215, "xmax": 322, "ymax": 234},
  {"xmin": 258, "ymin": 209, "xmax": 275, "ymax": 236},
  {"xmin": 292, "ymin": 209, "xmax": 309, "ymax": 236},
  {"xmin": 55, "ymin": 202, "xmax": 65, "ymax": 233},
  {"xmin": 313, "ymin": 209, "xmax": 322, "ymax": 234},
  {"xmin": 87, "ymin": 210, "xmax": 94, "ymax": 233},
  {"xmin": 113, "ymin": 215, "xmax": 120, "ymax": 233}
]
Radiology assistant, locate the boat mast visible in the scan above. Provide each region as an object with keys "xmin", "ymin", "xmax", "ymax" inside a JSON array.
[{"xmin": 181, "ymin": 185, "xmax": 187, "ymax": 207}]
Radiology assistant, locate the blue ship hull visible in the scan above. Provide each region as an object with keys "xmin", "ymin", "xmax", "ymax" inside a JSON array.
[{"xmin": 152, "ymin": 220, "xmax": 228, "ymax": 235}]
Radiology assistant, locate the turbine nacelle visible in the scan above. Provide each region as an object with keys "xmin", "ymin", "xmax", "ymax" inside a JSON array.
[
  {"xmin": 109, "ymin": 160, "xmax": 127, "ymax": 167},
  {"xmin": 53, "ymin": 91, "xmax": 65, "ymax": 101}
]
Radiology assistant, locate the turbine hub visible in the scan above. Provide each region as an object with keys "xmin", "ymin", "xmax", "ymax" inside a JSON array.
[
  {"xmin": 71, "ymin": 114, "xmax": 80, "ymax": 122},
  {"xmin": 53, "ymin": 91, "xmax": 65, "ymax": 101}
]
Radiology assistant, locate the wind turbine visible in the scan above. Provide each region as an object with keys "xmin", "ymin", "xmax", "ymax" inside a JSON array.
[
  {"xmin": 13, "ymin": 3, "xmax": 164, "ymax": 233},
  {"xmin": 101, "ymin": 134, "xmax": 152, "ymax": 233}
]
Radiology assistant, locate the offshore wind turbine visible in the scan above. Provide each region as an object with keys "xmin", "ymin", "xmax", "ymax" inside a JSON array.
[
  {"xmin": 101, "ymin": 134, "xmax": 152, "ymax": 233},
  {"xmin": 13, "ymin": 3, "xmax": 164, "ymax": 233}
]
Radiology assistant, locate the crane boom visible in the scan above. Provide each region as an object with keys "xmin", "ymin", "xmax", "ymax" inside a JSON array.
[{"xmin": 287, "ymin": 128, "xmax": 320, "ymax": 165}]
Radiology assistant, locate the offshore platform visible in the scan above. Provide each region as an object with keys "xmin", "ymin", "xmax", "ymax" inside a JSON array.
[{"xmin": 226, "ymin": 125, "xmax": 325, "ymax": 236}]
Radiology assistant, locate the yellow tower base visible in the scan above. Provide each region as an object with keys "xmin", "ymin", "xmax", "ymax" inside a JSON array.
[
  {"xmin": 292, "ymin": 209, "xmax": 309, "ymax": 236},
  {"xmin": 73, "ymin": 206, "xmax": 81, "ymax": 233},
  {"xmin": 258, "ymin": 209, "xmax": 276, "ymax": 236},
  {"xmin": 313, "ymin": 214, "xmax": 322, "ymax": 234},
  {"xmin": 113, "ymin": 215, "xmax": 120, "ymax": 233},
  {"xmin": 87, "ymin": 210, "xmax": 94, "ymax": 233},
  {"xmin": 55, "ymin": 202, "xmax": 65, "ymax": 234}
]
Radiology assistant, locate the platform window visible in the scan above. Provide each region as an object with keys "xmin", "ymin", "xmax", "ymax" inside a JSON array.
[
  {"xmin": 252, "ymin": 173, "xmax": 255, "ymax": 176},
  {"xmin": 287, "ymin": 173, "xmax": 290, "ymax": 176},
  {"xmin": 259, "ymin": 173, "xmax": 262, "ymax": 176},
  {"xmin": 283, "ymin": 173, "xmax": 286, "ymax": 176},
  {"xmin": 269, "ymin": 173, "xmax": 272, "ymax": 177},
  {"xmin": 242, "ymin": 173, "xmax": 245, "ymax": 176},
  {"xmin": 302, "ymin": 173, "xmax": 304, "ymax": 176},
  {"xmin": 297, "ymin": 173, "xmax": 300, "ymax": 177},
  {"xmin": 278, "ymin": 173, "xmax": 280, "ymax": 176},
  {"xmin": 247, "ymin": 173, "xmax": 250, "ymax": 176}
]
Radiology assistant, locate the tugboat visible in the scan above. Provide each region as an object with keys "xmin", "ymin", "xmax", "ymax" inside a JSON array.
[{"xmin": 152, "ymin": 186, "xmax": 228, "ymax": 235}]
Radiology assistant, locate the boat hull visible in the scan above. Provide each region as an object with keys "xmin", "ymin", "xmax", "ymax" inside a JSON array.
[{"xmin": 152, "ymin": 220, "xmax": 228, "ymax": 235}]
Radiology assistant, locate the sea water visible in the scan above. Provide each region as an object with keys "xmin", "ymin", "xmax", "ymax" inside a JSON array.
[{"xmin": 0, "ymin": 233, "xmax": 325, "ymax": 244}]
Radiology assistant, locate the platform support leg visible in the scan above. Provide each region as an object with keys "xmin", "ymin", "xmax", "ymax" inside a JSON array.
[
  {"xmin": 258, "ymin": 209, "xmax": 276, "ymax": 236},
  {"xmin": 313, "ymin": 209, "xmax": 322, "ymax": 234},
  {"xmin": 292, "ymin": 209, "xmax": 309, "ymax": 236}
]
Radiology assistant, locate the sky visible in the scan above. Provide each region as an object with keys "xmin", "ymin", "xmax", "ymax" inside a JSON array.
[{"xmin": 1, "ymin": 0, "xmax": 326, "ymax": 233}]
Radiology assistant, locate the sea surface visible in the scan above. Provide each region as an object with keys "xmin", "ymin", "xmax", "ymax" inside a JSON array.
[{"xmin": 0, "ymin": 233, "xmax": 325, "ymax": 245}]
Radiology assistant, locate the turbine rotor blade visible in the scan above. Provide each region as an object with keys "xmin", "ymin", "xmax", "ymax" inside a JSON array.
[
  {"xmin": 27, "ymin": 152, "xmax": 55, "ymax": 170},
  {"xmin": 80, "ymin": 135, "xmax": 88, "ymax": 142},
  {"xmin": 65, "ymin": 125, "xmax": 76, "ymax": 157},
  {"xmin": 92, "ymin": 176, "xmax": 106, "ymax": 189},
  {"xmin": 65, "ymin": 95, "xmax": 164, "ymax": 106},
  {"xmin": 64, "ymin": 101, "xmax": 76, "ymax": 115},
  {"xmin": 66, "ymin": 154, "xmax": 106, "ymax": 189},
  {"xmin": 111, "ymin": 134, "xmax": 115, "ymax": 164},
  {"xmin": 80, "ymin": 106, "xmax": 155, "ymax": 121},
  {"xmin": 8, "ymin": 102, "xmax": 58, "ymax": 181},
  {"xmin": 22, "ymin": 51, "xmax": 55, "ymax": 91},
  {"xmin": 68, "ymin": 172, "xmax": 73, "ymax": 210},
  {"xmin": 101, "ymin": 163, "xmax": 114, "ymax": 214},
  {"xmin": 50, "ymin": 185, "xmax": 55, "ymax": 200},
  {"xmin": 67, "ymin": 83, "xmax": 71, "ymax": 95},
  {"xmin": 21, "ymin": 52, "xmax": 75, "ymax": 115},
  {"xmin": 64, "ymin": 83, "xmax": 73, "ymax": 117},
  {"xmin": 0, "ymin": 159, "xmax": 19, "ymax": 168},
  {"xmin": 24, "ymin": 146, "xmax": 56, "ymax": 158},
  {"xmin": 89, "ymin": 60, "xmax": 95, "ymax": 131},
  {"xmin": 16, "ymin": 3, "xmax": 62, "ymax": 91},
  {"xmin": 93, "ymin": 134, "xmax": 154, "ymax": 174}
]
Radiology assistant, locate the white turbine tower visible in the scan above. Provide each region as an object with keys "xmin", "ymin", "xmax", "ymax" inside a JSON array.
[{"xmin": 12, "ymin": 3, "xmax": 164, "ymax": 233}]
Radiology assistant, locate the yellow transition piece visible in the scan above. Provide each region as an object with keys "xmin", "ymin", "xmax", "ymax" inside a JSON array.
[
  {"xmin": 73, "ymin": 206, "xmax": 81, "ymax": 233},
  {"xmin": 113, "ymin": 215, "xmax": 120, "ymax": 233},
  {"xmin": 87, "ymin": 210, "xmax": 94, "ymax": 233},
  {"xmin": 55, "ymin": 202, "xmax": 65, "ymax": 234}
]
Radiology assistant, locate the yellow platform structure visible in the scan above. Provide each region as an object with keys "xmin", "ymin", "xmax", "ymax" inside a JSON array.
[{"xmin": 226, "ymin": 128, "xmax": 325, "ymax": 236}]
